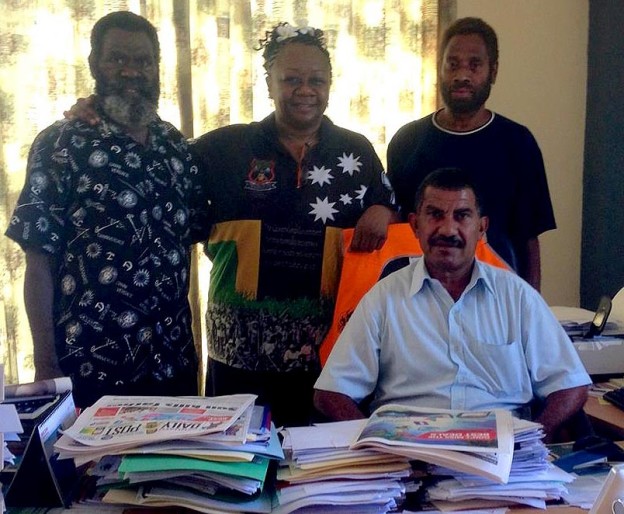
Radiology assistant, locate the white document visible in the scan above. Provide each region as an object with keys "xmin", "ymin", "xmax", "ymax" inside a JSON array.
[
  {"xmin": 0, "ymin": 404, "xmax": 22, "ymax": 434},
  {"xmin": 282, "ymin": 419, "xmax": 366, "ymax": 454}
]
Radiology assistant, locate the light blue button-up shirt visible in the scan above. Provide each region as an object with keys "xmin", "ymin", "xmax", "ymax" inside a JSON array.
[{"xmin": 316, "ymin": 258, "xmax": 591, "ymax": 413}]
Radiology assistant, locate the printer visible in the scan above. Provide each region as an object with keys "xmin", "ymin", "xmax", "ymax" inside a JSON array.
[{"xmin": 551, "ymin": 305, "xmax": 624, "ymax": 377}]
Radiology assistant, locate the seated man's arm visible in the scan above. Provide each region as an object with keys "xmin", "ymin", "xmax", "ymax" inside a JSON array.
[
  {"xmin": 313, "ymin": 389, "xmax": 366, "ymax": 421},
  {"xmin": 535, "ymin": 385, "xmax": 589, "ymax": 444},
  {"xmin": 314, "ymin": 278, "xmax": 384, "ymax": 420},
  {"xmin": 518, "ymin": 274, "xmax": 591, "ymax": 442}
]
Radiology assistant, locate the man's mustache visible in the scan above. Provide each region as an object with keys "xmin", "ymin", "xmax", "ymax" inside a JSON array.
[
  {"xmin": 429, "ymin": 235, "xmax": 464, "ymax": 248},
  {"xmin": 451, "ymin": 81, "xmax": 474, "ymax": 92},
  {"xmin": 100, "ymin": 76, "xmax": 158, "ymax": 102},
  {"xmin": 117, "ymin": 78, "xmax": 151, "ymax": 93}
]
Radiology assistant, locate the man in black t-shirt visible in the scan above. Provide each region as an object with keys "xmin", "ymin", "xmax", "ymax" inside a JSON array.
[{"xmin": 387, "ymin": 17, "xmax": 555, "ymax": 290}]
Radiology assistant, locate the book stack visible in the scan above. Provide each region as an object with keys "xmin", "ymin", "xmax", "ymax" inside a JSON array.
[
  {"xmin": 274, "ymin": 420, "xmax": 413, "ymax": 513},
  {"xmin": 427, "ymin": 418, "xmax": 575, "ymax": 509},
  {"xmin": 54, "ymin": 394, "xmax": 283, "ymax": 513},
  {"xmin": 350, "ymin": 404, "xmax": 576, "ymax": 510}
]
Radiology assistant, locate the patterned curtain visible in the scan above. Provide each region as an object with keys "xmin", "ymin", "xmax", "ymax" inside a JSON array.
[{"xmin": 0, "ymin": 0, "xmax": 439, "ymax": 385}]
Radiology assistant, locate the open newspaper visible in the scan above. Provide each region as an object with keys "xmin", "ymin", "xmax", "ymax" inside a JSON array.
[
  {"xmin": 58, "ymin": 394, "xmax": 256, "ymax": 454},
  {"xmin": 350, "ymin": 405, "xmax": 515, "ymax": 484}
]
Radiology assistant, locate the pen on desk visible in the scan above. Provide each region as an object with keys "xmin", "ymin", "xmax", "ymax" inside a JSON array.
[{"xmin": 591, "ymin": 386, "xmax": 614, "ymax": 394}]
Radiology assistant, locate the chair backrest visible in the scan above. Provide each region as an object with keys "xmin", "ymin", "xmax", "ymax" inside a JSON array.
[
  {"xmin": 612, "ymin": 287, "xmax": 624, "ymax": 325},
  {"xmin": 319, "ymin": 223, "xmax": 512, "ymax": 365}
]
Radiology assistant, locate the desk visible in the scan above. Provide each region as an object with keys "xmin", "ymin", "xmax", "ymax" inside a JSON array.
[
  {"xmin": 12, "ymin": 505, "xmax": 589, "ymax": 514},
  {"xmin": 510, "ymin": 505, "xmax": 589, "ymax": 514},
  {"xmin": 512, "ymin": 509, "xmax": 586, "ymax": 514},
  {"xmin": 585, "ymin": 395, "xmax": 624, "ymax": 439}
]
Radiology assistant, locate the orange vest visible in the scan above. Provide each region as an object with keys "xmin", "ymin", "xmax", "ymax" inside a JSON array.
[{"xmin": 319, "ymin": 223, "xmax": 512, "ymax": 366}]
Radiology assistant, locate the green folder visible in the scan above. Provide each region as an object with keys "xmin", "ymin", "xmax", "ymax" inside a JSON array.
[{"xmin": 118, "ymin": 454, "xmax": 270, "ymax": 484}]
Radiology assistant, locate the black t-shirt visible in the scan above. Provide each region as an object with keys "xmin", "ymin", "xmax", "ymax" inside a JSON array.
[{"xmin": 387, "ymin": 111, "xmax": 556, "ymax": 275}]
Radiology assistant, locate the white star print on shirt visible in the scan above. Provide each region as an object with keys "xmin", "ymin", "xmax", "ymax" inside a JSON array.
[
  {"xmin": 337, "ymin": 152, "xmax": 363, "ymax": 176},
  {"xmin": 309, "ymin": 197, "xmax": 339, "ymax": 223},
  {"xmin": 355, "ymin": 184, "xmax": 368, "ymax": 200},
  {"xmin": 340, "ymin": 193, "xmax": 353, "ymax": 205},
  {"xmin": 308, "ymin": 165, "xmax": 334, "ymax": 186}
]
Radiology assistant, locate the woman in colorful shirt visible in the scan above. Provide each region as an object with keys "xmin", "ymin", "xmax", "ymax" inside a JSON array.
[{"xmin": 191, "ymin": 22, "xmax": 397, "ymax": 427}]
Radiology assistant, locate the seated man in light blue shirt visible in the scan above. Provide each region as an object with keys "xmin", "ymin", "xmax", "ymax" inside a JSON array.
[{"xmin": 314, "ymin": 167, "xmax": 591, "ymax": 443}]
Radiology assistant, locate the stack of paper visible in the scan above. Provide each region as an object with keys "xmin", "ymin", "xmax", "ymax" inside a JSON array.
[
  {"xmin": 275, "ymin": 420, "xmax": 413, "ymax": 513},
  {"xmin": 350, "ymin": 405, "xmax": 515, "ymax": 483},
  {"xmin": 54, "ymin": 394, "xmax": 283, "ymax": 513},
  {"xmin": 350, "ymin": 404, "xmax": 576, "ymax": 510}
]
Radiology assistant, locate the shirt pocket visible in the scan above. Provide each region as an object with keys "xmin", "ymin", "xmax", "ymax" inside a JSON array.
[{"xmin": 464, "ymin": 339, "xmax": 529, "ymax": 398}]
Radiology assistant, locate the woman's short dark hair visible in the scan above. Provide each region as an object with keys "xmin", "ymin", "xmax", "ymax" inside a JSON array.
[
  {"xmin": 90, "ymin": 11, "xmax": 160, "ymax": 63},
  {"xmin": 257, "ymin": 22, "xmax": 331, "ymax": 77}
]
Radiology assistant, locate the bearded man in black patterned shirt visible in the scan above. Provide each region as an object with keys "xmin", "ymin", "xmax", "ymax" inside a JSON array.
[{"xmin": 5, "ymin": 11, "xmax": 210, "ymax": 408}]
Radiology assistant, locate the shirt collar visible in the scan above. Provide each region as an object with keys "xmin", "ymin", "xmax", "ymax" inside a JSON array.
[
  {"xmin": 410, "ymin": 257, "xmax": 495, "ymax": 298},
  {"xmin": 431, "ymin": 109, "xmax": 496, "ymax": 135},
  {"xmin": 257, "ymin": 112, "xmax": 335, "ymax": 147}
]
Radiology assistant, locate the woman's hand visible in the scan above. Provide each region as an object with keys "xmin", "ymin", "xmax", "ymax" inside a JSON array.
[
  {"xmin": 350, "ymin": 205, "xmax": 398, "ymax": 252},
  {"xmin": 63, "ymin": 94, "xmax": 100, "ymax": 125}
]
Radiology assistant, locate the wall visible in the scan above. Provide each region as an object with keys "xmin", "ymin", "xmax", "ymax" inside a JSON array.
[
  {"xmin": 456, "ymin": 0, "xmax": 589, "ymax": 306},
  {"xmin": 581, "ymin": 2, "xmax": 624, "ymax": 310}
]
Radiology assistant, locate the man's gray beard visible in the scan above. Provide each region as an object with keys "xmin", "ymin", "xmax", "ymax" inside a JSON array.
[{"xmin": 101, "ymin": 95, "xmax": 158, "ymax": 128}]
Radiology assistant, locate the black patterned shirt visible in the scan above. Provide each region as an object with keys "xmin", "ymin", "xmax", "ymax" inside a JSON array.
[{"xmin": 6, "ymin": 116, "xmax": 210, "ymax": 405}]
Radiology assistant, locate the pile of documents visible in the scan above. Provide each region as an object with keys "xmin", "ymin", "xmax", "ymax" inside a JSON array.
[
  {"xmin": 54, "ymin": 394, "xmax": 283, "ymax": 513},
  {"xmin": 275, "ymin": 420, "xmax": 413, "ymax": 513},
  {"xmin": 350, "ymin": 404, "xmax": 576, "ymax": 510},
  {"xmin": 427, "ymin": 418, "xmax": 575, "ymax": 509}
]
